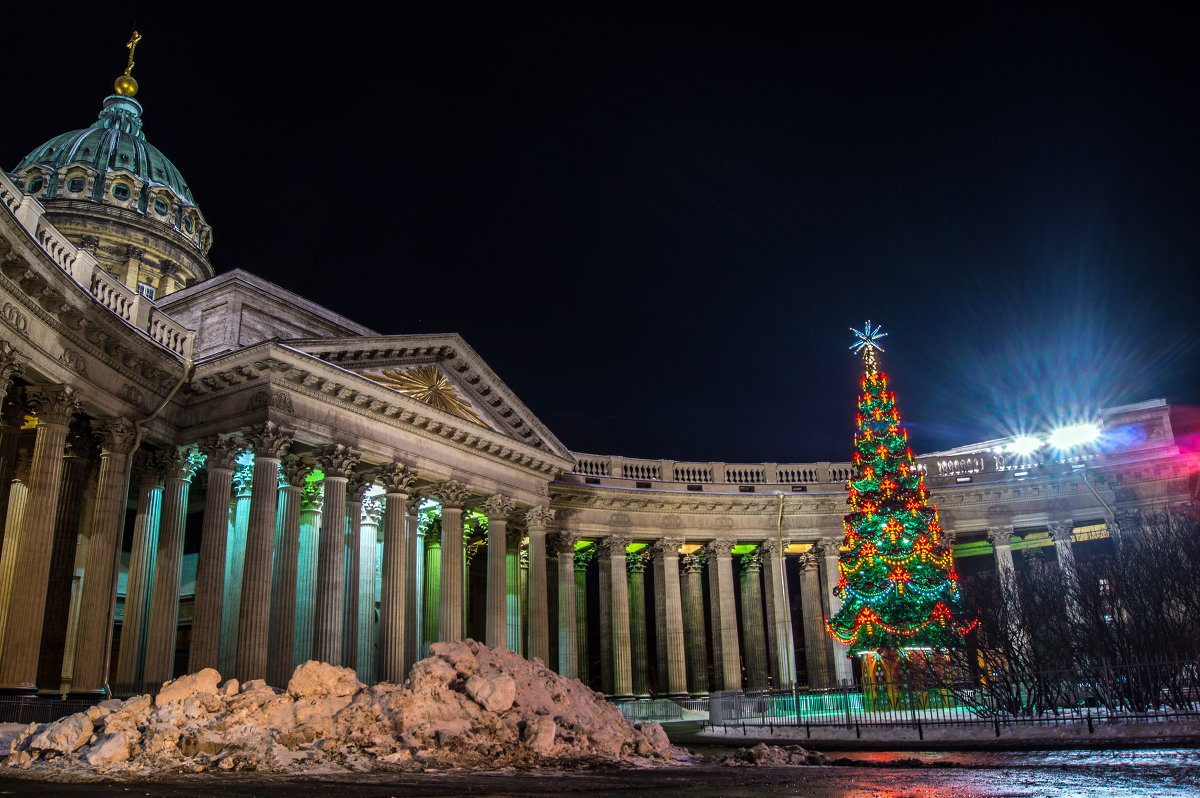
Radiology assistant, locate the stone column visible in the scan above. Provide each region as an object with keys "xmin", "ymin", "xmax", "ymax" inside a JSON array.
[
  {"xmin": 704, "ymin": 548, "xmax": 724, "ymax": 689},
  {"xmin": 37, "ymin": 422, "xmax": 92, "ymax": 694},
  {"xmin": 679, "ymin": 552, "xmax": 708, "ymax": 695},
  {"xmin": 481, "ymin": 494, "xmax": 515, "ymax": 649},
  {"xmin": 188, "ymin": 436, "xmax": 242, "ymax": 675},
  {"xmin": 268, "ymin": 455, "xmax": 314, "ymax": 688},
  {"xmin": 377, "ymin": 462, "xmax": 417, "ymax": 684},
  {"xmin": 798, "ymin": 551, "xmax": 832, "ymax": 688},
  {"xmin": 219, "ymin": 461, "xmax": 252, "ymax": 678},
  {"xmin": 0, "ymin": 395, "xmax": 25, "ymax": 583},
  {"xmin": 421, "ymin": 524, "xmax": 441, "ymax": 654},
  {"xmin": 598, "ymin": 535, "xmax": 633, "ymax": 698},
  {"xmin": 551, "ymin": 532, "xmax": 578, "ymax": 679},
  {"xmin": 235, "ymin": 422, "xmax": 292, "ymax": 681},
  {"xmin": 760, "ymin": 541, "xmax": 796, "ymax": 689},
  {"xmin": 114, "ymin": 453, "xmax": 164, "ymax": 692},
  {"xmin": 342, "ymin": 473, "xmax": 370, "ymax": 672},
  {"xmin": 404, "ymin": 495, "xmax": 422, "ymax": 672},
  {"xmin": 143, "ymin": 447, "xmax": 202, "ymax": 686},
  {"xmin": 988, "ymin": 525, "xmax": 1016, "ymax": 573},
  {"xmin": 739, "ymin": 551, "xmax": 769, "ymax": 691},
  {"xmin": 650, "ymin": 538, "xmax": 688, "ymax": 697},
  {"xmin": 1048, "ymin": 520, "xmax": 1082, "ymax": 622},
  {"xmin": 573, "ymin": 545, "xmax": 593, "ymax": 685},
  {"xmin": 294, "ymin": 478, "xmax": 323, "ymax": 667},
  {"xmin": 525, "ymin": 506, "xmax": 553, "ymax": 664},
  {"xmin": 821, "ymin": 540, "xmax": 854, "ymax": 685},
  {"xmin": 71, "ymin": 418, "xmax": 137, "ymax": 694},
  {"xmin": 0, "ymin": 461, "xmax": 29, "ymax": 661},
  {"xmin": 626, "ymin": 551, "xmax": 649, "ymax": 697},
  {"xmin": 0, "ymin": 386, "xmax": 79, "ymax": 691},
  {"xmin": 432, "ymin": 480, "xmax": 471, "ymax": 644},
  {"xmin": 505, "ymin": 527, "xmax": 524, "ymax": 655},
  {"xmin": 358, "ymin": 495, "xmax": 382, "ymax": 683},
  {"xmin": 706, "ymin": 540, "xmax": 742, "ymax": 692},
  {"xmin": 313, "ymin": 444, "xmax": 360, "ymax": 665}
]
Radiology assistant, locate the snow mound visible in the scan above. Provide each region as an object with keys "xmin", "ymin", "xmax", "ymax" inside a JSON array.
[
  {"xmin": 4, "ymin": 640, "xmax": 685, "ymax": 775},
  {"xmin": 719, "ymin": 743, "xmax": 831, "ymax": 766}
]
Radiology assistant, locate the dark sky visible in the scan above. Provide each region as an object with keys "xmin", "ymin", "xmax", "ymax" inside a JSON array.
[{"xmin": 4, "ymin": 6, "xmax": 1198, "ymax": 463}]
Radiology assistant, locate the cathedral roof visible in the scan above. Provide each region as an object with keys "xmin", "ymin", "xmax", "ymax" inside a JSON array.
[{"xmin": 11, "ymin": 94, "xmax": 198, "ymax": 208}]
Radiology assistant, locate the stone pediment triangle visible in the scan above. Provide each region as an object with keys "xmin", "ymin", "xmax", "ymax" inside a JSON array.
[{"xmin": 282, "ymin": 333, "xmax": 572, "ymax": 459}]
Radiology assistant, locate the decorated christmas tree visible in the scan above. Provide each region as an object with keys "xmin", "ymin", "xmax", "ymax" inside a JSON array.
[{"xmin": 827, "ymin": 322, "xmax": 975, "ymax": 664}]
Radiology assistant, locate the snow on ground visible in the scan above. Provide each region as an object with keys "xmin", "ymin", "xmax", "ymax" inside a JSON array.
[{"xmin": 2, "ymin": 640, "xmax": 703, "ymax": 776}]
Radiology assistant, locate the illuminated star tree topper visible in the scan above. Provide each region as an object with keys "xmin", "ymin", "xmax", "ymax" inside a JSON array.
[{"xmin": 850, "ymin": 320, "xmax": 888, "ymax": 375}]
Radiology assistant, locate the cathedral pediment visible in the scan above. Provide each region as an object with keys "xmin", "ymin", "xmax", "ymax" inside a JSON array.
[{"xmin": 283, "ymin": 333, "xmax": 573, "ymax": 460}]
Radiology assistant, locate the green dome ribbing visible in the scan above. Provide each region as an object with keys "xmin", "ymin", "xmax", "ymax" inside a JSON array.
[{"xmin": 11, "ymin": 95, "xmax": 198, "ymax": 208}]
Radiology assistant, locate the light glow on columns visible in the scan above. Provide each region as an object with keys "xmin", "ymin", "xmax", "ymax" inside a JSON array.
[{"xmin": 1048, "ymin": 422, "xmax": 1101, "ymax": 451}]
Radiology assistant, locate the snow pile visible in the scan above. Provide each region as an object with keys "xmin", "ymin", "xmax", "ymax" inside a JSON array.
[
  {"xmin": 719, "ymin": 743, "xmax": 831, "ymax": 766},
  {"xmin": 4, "ymin": 640, "xmax": 684, "ymax": 775}
]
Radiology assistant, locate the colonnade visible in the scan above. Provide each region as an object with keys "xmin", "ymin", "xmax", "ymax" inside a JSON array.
[{"xmin": 0, "ymin": 367, "xmax": 1122, "ymax": 699}]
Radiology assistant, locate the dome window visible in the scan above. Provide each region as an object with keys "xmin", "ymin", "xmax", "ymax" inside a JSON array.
[
  {"xmin": 27, "ymin": 178, "xmax": 44, "ymax": 194},
  {"xmin": 83, "ymin": 148, "xmax": 91, "ymax": 157},
  {"xmin": 68, "ymin": 178, "xmax": 86, "ymax": 192},
  {"xmin": 112, "ymin": 183, "xmax": 131, "ymax": 201},
  {"xmin": 184, "ymin": 216, "xmax": 194, "ymax": 233},
  {"xmin": 153, "ymin": 198, "xmax": 169, "ymax": 215}
]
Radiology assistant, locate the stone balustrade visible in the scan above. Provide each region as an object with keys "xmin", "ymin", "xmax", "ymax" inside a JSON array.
[
  {"xmin": 0, "ymin": 170, "xmax": 195, "ymax": 360},
  {"xmin": 565, "ymin": 452, "xmax": 854, "ymax": 492}
]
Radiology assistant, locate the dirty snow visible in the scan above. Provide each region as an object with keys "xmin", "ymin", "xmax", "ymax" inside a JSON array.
[{"xmin": 3, "ymin": 640, "xmax": 706, "ymax": 776}]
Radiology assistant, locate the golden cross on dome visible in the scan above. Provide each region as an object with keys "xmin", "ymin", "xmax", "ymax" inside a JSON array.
[{"xmin": 124, "ymin": 31, "xmax": 142, "ymax": 76}]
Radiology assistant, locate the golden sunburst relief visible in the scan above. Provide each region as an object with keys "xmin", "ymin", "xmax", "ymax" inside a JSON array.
[{"xmin": 360, "ymin": 365, "xmax": 489, "ymax": 428}]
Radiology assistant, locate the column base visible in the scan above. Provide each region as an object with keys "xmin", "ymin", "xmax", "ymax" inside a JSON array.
[
  {"xmin": 0, "ymin": 684, "xmax": 37, "ymax": 696},
  {"xmin": 607, "ymin": 693, "xmax": 636, "ymax": 701}
]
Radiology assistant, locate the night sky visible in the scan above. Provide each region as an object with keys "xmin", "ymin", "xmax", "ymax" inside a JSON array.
[{"xmin": 4, "ymin": 6, "xmax": 1197, "ymax": 463}]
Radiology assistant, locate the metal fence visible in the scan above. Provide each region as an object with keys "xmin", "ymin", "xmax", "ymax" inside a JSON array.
[
  {"xmin": 616, "ymin": 659, "xmax": 1200, "ymax": 733},
  {"xmin": 0, "ymin": 696, "xmax": 101, "ymax": 725}
]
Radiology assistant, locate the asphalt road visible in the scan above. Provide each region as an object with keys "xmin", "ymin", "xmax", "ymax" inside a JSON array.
[{"xmin": 1, "ymin": 748, "xmax": 1196, "ymax": 797}]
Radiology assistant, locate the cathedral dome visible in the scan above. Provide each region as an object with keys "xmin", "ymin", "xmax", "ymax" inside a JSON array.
[{"xmin": 7, "ymin": 35, "xmax": 215, "ymax": 301}]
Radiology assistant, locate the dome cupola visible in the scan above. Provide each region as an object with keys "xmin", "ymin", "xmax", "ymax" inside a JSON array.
[{"xmin": 7, "ymin": 32, "xmax": 214, "ymax": 299}]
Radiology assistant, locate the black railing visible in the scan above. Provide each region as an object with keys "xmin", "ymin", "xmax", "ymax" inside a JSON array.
[{"xmin": 614, "ymin": 659, "xmax": 1200, "ymax": 731}]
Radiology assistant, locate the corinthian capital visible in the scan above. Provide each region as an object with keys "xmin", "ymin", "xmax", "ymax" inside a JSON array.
[
  {"xmin": 550, "ymin": 531, "xmax": 580, "ymax": 555},
  {"xmin": 243, "ymin": 421, "xmax": 293, "ymax": 459},
  {"xmin": 0, "ymin": 340, "xmax": 23, "ymax": 393},
  {"xmin": 431, "ymin": 479, "xmax": 472, "ymax": 509},
  {"xmin": 524, "ymin": 505, "xmax": 554, "ymax": 530},
  {"xmin": 161, "ymin": 446, "xmax": 203, "ymax": 482},
  {"xmin": 596, "ymin": 535, "xmax": 631, "ymax": 556},
  {"xmin": 91, "ymin": 417, "xmax": 138, "ymax": 456},
  {"xmin": 703, "ymin": 539, "xmax": 735, "ymax": 558},
  {"xmin": 196, "ymin": 434, "xmax": 245, "ymax": 471},
  {"xmin": 481, "ymin": 493, "xmax": 517, "ymax": 519},
  {"xmin": 26, "ymin": 384, "xmax": 80, "ymax": 427},
  {"xmin": 680, "ymin": 552, "xmax": 704, "ymax": 574},
  {"xmin": 650, "ymin": 538, "xmax": 684, "ymax": 559},
  {"xmin": 1047, "ymin": 521, "xmax": 1074, "ymax": 543},
  {"xmin": 987, "ymin": 526, "xmax": 1014, "ymax": 547},
  {"xmin": 347, "ymin": 471, "xmax": 374, "ymax": 503},
  {"xmin": 280, "ymin": 455, "xmax": 316, "ymax": 488},
  {"xmin": 378, "ymin": 461, "xmax": 419, "ymax": 494},
  {"xmin": 315, "ymin": 443, "xmax": 361, "ymax": 479}
]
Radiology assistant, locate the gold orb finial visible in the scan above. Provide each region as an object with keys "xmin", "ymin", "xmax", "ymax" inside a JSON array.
[{"xmin": 114, "ymin": 30, "xmax": 142, "ymax": 97}]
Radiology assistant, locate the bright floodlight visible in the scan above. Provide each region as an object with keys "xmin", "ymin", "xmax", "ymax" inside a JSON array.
[
  {"xmin": 1048, "ymin": 423, "xmax": 1101, "ymax": 450},
  {"xmin": 1007, "ymin": 435, "xmax": 1042, "ymax": 456}
]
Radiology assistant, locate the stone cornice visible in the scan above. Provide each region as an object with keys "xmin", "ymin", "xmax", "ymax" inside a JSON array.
[{"xmin": 180, "ymin": 343, "xmax": 573, "ymax": 481}]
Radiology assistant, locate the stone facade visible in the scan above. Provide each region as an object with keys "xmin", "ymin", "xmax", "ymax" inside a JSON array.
[{"xmin": 1, "ymin": 93, "xmax": 1197, "ymax": 700}]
